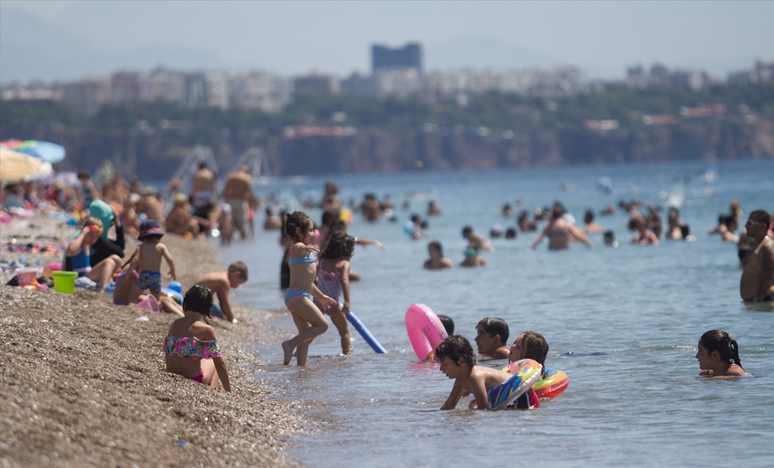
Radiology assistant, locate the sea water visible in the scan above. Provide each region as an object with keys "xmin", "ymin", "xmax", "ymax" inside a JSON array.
[{"xmin": 219, "ymin": 159, "xmax": 774, "ymax": 467}]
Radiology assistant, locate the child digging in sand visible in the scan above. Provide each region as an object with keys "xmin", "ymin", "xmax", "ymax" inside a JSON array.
[
  {"xmin": 135, "ymin": 219, "xmax": 176, "ymax": 299},
  {"xmin": 195, "ymin": 262, "xmax": 248, "ymax": 324},
  {"xmin": 281, "ymin": 211, "xmax": 337, "ymax": 366}
]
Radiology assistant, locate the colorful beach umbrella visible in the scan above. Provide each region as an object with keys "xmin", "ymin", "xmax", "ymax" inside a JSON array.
[
  {"xmin": 0, "ymin": 140, "xmax": 66, "ymax": 164},
  {"xmin": 0, "ymin": 147, "xmax": 53, "ymax": 184}
]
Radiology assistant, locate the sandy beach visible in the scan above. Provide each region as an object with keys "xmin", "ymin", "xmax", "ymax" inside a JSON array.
[{"xmin": 1, "ymin": 217, "xmax": 303, "ymax": 468}]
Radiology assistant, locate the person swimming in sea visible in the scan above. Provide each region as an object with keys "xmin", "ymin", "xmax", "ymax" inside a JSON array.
[
  {"xmin": 424, "ymin": 241, "xmax": 453, "ymax": 270},
  {"xmin": 530, "ymin": 203, "xmax": 593, "ymax": 250},
  {"xmin": 696, "ymin": 330, "xmax": 750, "ymax": 378}
]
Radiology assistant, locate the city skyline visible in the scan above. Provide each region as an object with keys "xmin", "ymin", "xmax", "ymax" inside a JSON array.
[{"xmin": 2, "ymin": 1, "xmax": 773, "ymax": 84}]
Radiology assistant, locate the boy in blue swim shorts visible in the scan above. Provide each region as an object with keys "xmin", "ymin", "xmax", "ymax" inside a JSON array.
[{"xmin": 135, "ymin": 220, "xmax": 176, "ymax": 299}]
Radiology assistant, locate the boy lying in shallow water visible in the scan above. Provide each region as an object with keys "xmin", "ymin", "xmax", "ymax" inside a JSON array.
[{"xmin": 437, "ymin": 335, "xmax": 538, "ymax": 410}]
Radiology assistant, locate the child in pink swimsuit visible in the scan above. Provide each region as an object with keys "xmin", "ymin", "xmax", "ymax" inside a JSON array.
[{"xmin": 315, "ymin": 232, "xmax": 355, "ymax": 354}]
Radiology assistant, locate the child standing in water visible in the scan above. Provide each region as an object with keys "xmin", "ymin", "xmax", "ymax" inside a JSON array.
[
  {"xmin": 135, "ymin": 219, "xmax": 176, "ymax": 299},
  {"xmin": 696, "ymin": 330, "xmax": 751, "ymax": 377},
  {"xmin": 282, "ymin": 212, "xmax": 337, "ymax": 366},
  {"xmin": 315, "ymin": 232, "xmax": 355, "ymax": 355}
]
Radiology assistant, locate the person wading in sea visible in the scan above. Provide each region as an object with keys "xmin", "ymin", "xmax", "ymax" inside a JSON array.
[{"xmin": 740, "ymin": 210, "xmax": 774, "ymax": 302}]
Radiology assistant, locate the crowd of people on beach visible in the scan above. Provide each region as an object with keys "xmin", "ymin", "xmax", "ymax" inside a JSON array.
[{"xmin": 3, "ymin": 168, "xmax": 773, "ymax": 405}]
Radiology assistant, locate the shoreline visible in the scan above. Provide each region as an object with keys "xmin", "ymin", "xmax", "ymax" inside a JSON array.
[{"xmin": 0, "ymin": 217, "xmax": 304, "ymax": 468}]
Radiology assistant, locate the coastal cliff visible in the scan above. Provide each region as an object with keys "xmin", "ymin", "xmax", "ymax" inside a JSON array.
[{"xmin": 2, "ymin": 85, "xmax": 772, "ymax": 178}]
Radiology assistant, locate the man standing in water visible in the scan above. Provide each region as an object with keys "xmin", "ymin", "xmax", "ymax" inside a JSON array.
[
  {"xmin": 191, "ymin": 161, "xmax": 215, "ymax": 211},
  {"xmin": 740, "ymin": 210, "xmax": 774, "ymax": 302},
  {"xmin": 222, "ymin": 165, "xmax": 254, "ymax": 240}
]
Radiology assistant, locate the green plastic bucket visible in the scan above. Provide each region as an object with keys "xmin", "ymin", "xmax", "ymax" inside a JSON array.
[{"xmin": 52, "ymin": 271, "xmax": 78, "ymax": 294}]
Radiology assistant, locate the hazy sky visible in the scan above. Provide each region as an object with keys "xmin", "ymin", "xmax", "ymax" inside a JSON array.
[{"xmin": 2, "ymin": 1, "xmax": 773, "ymax": 82}]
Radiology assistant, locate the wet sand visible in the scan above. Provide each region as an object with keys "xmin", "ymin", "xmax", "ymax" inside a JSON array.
[{"xmin": 0, "ymin": 218, "xmax": 302, "ymax": 467}]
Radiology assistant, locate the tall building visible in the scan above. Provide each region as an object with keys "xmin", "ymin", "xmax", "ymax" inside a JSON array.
[{"xmin": 372, "ymin": 43, "xmax": 422, "ymax": 73}]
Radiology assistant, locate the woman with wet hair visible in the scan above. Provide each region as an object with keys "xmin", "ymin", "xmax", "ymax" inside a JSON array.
[{"xmin": 696, "ymin": 330, "xmax": 750, "ymax": 378}]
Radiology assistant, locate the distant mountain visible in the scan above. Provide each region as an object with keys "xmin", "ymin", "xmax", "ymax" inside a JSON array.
[
  {"xmin": 426, "ymin": 36, "xmax": 557, "ymax": 71},
  {"xmin": 0, "ymin": 7, "xmax": 226, "ymax": 83}
]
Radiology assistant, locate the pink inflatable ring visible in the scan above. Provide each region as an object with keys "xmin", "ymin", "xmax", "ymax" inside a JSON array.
[{"xmin": 405, "ymin": 304, "xmax": 448, "ymax": 360}]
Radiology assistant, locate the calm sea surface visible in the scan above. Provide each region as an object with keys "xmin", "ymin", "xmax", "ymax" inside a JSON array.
[{"xmin": 218, "ymin": 159, "xmax": 774, "ymax": 467}]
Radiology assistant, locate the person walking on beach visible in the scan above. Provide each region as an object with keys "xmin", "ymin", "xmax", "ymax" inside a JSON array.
[
  {"xmin": 740, "ymin": 210, "xmax": 774, "ymax": 302},
  {"xmin": 164, "ymin": 285, "xmax": 231, "ymax": 391},
  {"xmin": 222, "ymin": 166, "xmax": 254, "ymax": 240},
  {"xmin": 281, "ymin": 211, "xmax": 337, "ymax": 366},
  {"xmin": 190, "ymin": 161, "xmax": 216, "ymax": 221}
]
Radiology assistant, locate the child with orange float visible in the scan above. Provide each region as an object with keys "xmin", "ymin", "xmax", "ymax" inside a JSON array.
[
  {"xmin": 281, "ymin": 211, "xmax": 338, "ymax": 366},
  {"xmin": 508, "ymin": 331, "xmax": 569, "ymax": 400}
]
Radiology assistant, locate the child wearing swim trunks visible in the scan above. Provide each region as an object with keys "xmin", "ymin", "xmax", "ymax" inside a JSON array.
[
  {"xmin": 314, "ymin": 232, "xmax": 355, "ymax": 355},
  {"xmin": 164, "ymin": 285, "xmax": 231, "ymax": 391},
  {"xmin": 135, "ymin": 219, "xmax": 176, "ymax": 299},
  {"xmin": 696, "ymin": 330, "xmax": 751, "ymax": 378},
  {"xmin": 437, "ymin": 335, "xmax": 520, "ymax": 410},
  {"xmin": 281, "ymin": 211, "xmax": 337, "ymax": 366}
]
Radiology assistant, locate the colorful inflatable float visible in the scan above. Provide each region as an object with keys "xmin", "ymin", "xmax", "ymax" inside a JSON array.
[{"xmin": 503, "ymin": 362, "xmax": 570, "ymax": 400}]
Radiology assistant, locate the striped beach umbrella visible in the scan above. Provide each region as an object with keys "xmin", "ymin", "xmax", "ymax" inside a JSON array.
[{"xmin": 0, "ymin": 140, "xmax": 66, "ymax": 164}]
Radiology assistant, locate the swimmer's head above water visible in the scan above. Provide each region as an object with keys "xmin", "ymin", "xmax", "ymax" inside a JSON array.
[{"xmin": 696, "ymin": 330, "xmax": 748, "ymax": 377}]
